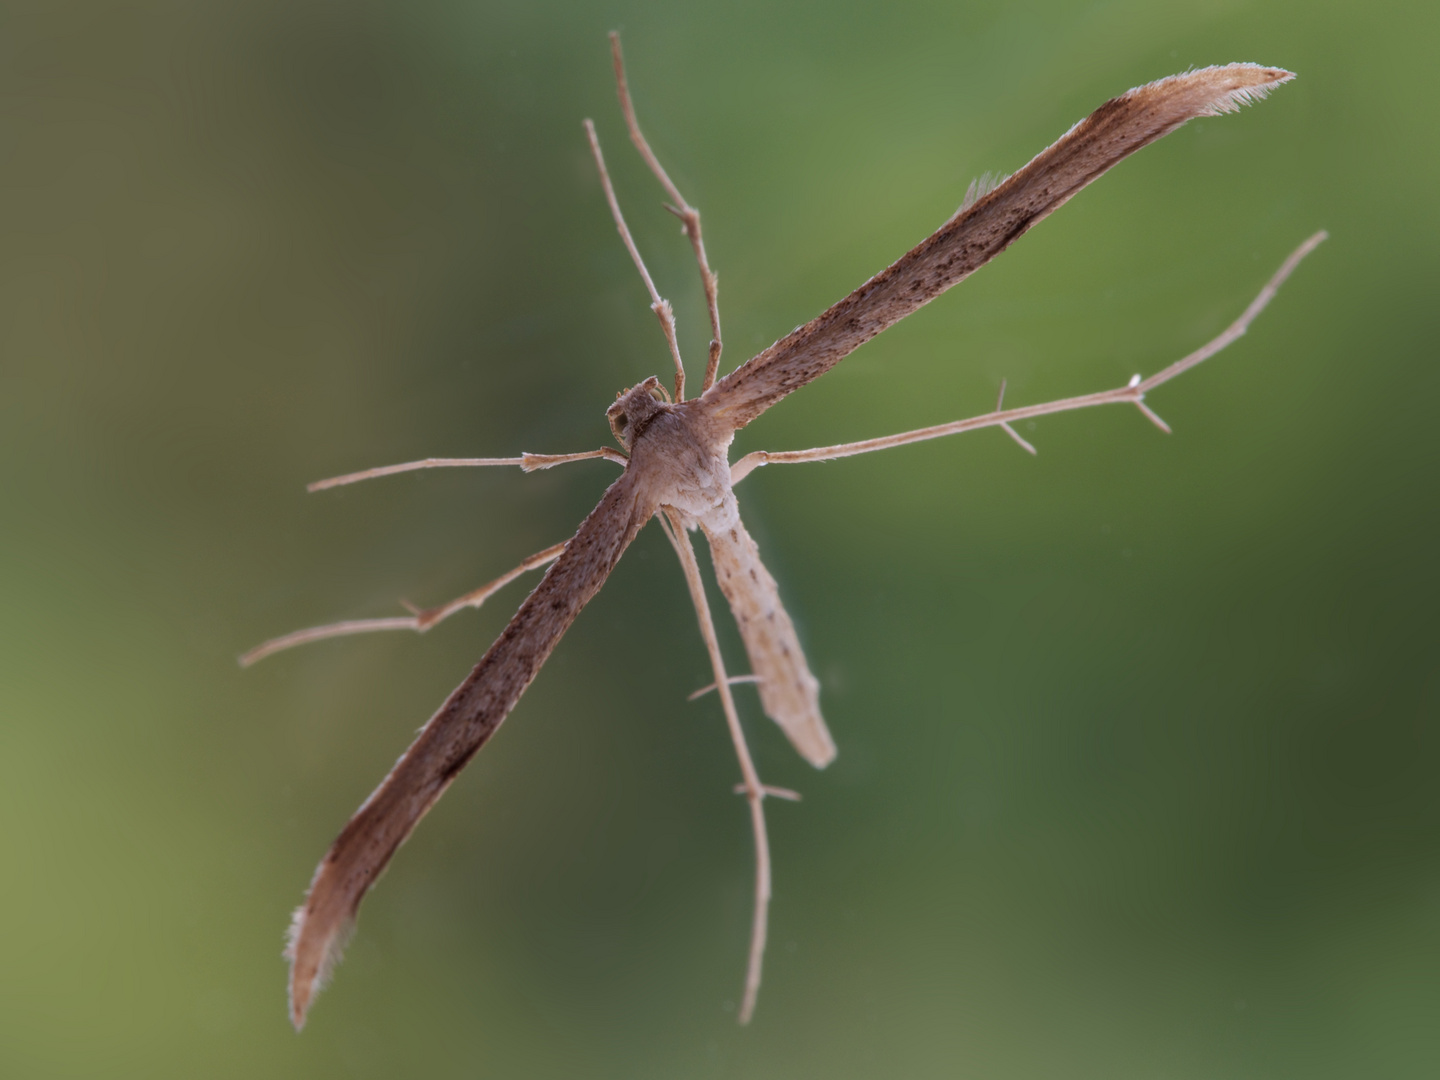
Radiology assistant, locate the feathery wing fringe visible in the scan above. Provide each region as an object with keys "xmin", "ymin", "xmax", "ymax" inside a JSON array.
[{"xmin": 957, "ymin": 171, "xmax": 1006, "ymax": 216}]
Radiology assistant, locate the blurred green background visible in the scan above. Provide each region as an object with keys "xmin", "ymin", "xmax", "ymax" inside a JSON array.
[{"xmin": 2, "ymin": 0, "xmax": 1436, "ymax": 1076}]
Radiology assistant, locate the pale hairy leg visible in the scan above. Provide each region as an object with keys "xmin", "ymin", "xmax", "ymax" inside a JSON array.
[
  {"xmin": 660, "ymin": 508, "xmax": 778, "ymax": 1025},
  {"xmin": 584, "ymin": 118, "xmax": 688, "ymax": 402},
  {"xmin": 609, "ymin": 32, "xmax": 724, "ymax": 392},
  {"xmin": 730, "ymin": 232, "xmax": 1326, "ymax": 484},
  {"xmin": 307, "ymin": 448, "xmax": 627, "ymax": 493},
  {"xmin": 238, "ymin": 540, "xmax": 568, "ymax": 667}
]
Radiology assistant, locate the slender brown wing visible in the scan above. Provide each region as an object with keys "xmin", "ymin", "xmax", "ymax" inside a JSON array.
[
  {"xmin": 285, "ymin": 470, "xmax": 654, "ymax": 1029},
  {"xmin": 702, "ymin": 513, "xmax": 836, "ymax": 768},
  {"xmin": 702, "ymin": 64, "xmax": 1294, "ymax": 430}
]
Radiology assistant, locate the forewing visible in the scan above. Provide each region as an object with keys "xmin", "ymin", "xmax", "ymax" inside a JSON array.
[
  {"xmin": 285, "ymin": 470, "xmax": 654, "ymax": 1028},
  {"xmin": 702, "ymin": 64, "xmax": 1294, "ymax": 430},
  {"xmin": 703, "ymin": 514, "xmax": 836, "ymax": 768}
]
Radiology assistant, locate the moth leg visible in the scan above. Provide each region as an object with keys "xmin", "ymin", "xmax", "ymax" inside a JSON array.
[
  {"xmin": 584, "ymin": 118, "xmax": 687, "ymax": 402},
  {"xmin": 660, "ymin": 508, "xmax": 777, "ymax": 1026},
  {"xmin": 733, "ymin": 783, "xmax": 801, "ymax": 802},
  {"xmin": 992, "ymin": 379, "xmax": 1038, "ymax": 455},
  {"xmin": 308, "ymin": 448, "xmax": 626, "ymax": 493},
  {"xmin": 609, "ymin": 32, "xmax": 724, "ymax": 393},
  {"xmin": 238, "ymin": 540, "xmax": 568, "ymax": 667},
  {"xmin": 687, "ymin": 673, "xmax": 763, "ymax": 702},
  {"xmin": 730, "ymin": 231, "xmax": 1327, "ymax": 485}
]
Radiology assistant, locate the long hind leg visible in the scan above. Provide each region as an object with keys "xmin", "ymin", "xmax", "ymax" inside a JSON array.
[{"xmin": 659, "ymin": 508, "xmax": 786, "ymax": 1025}]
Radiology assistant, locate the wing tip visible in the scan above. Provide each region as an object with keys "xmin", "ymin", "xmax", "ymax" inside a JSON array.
[
  {"xmin": 808, "ymin": 743, "xmax": 838, "ymax": 770},
  {"xmin": 285, "ymin": 899, "xmax": 356, "ymax": 1031},
  {"xmin": 1131, "ymin": 62, "xmax": 1296, "ymax": 118},
  {"xmin": 791, "ymin": 722, "xmax": 838, "ymax": 770}
]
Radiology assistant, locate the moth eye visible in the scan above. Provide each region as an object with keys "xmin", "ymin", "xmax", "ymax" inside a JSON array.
[{"xmin": 615, "ymin": 414, "xmax": 629, "ymax": 432}]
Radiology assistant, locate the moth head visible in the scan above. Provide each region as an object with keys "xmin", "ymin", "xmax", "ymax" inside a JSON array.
[{"xmin": 606, "ymin": 376, "xmax": 670, "ymax": 451}]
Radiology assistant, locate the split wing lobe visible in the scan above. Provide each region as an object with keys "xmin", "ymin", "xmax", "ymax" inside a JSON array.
[
  {"xmin": 703, "ymin": 63, "xmax": 1294, "ymax": 430},
  {"xmin": 285, "ymin": 470, "xmax": 654, "ymax": 1029}
]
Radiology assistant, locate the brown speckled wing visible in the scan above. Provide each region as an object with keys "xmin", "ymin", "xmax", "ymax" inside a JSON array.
[
  {"xmin": 285, "ymin": 470, "xmax": 654, "ymax": 1029},
  {"xmin": 702, "ymin": 64, "xmax": 1294, "ymax": 431}
]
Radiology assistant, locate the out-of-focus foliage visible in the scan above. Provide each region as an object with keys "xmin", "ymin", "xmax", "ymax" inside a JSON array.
[{"xmin": 1, "ymin": 2, "xmax": 1435, "ymax": 1077}]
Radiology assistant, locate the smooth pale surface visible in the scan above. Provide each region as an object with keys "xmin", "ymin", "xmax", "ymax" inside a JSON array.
[{"xmin": 0, "ymin": 2, "xmax": 1436, "ymax": 1078}]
